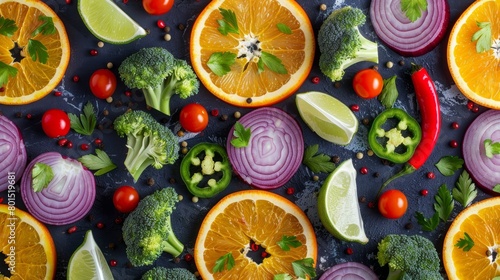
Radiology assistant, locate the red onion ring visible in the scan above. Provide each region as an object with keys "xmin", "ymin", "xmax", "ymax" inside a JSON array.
[
  {"xmin": 226, "ymin": 107, "xmax": 303, "ymax": 189},
  {"xmin": 319, "ymin": 262, "xmax": 378, "ymax": 280},
  {"xmin": 463, "ymin": 110, "xmax": 500, "ymax": 195},
  {"xmin": 370, "ymin": 0, "xmax": 449, "ymax": 56},
  {"xmin": 21, "ymin": 152, "xmax": 96, "ymax": 225},
  {"xmin": 0, "ymin": 115, "xmax": 27, "ymax": 192}
]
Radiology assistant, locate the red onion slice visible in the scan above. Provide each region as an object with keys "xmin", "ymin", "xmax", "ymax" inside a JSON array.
[
  {"xmin": 370, "ymin": 0, "xmax": 449, "ymax": 56},
  {"xmin": 21, "ymin": 152, "xmax": 96, "ymax": 225},
  {"xmin": 226, "ymin": 107, "xmax": 303, "ymax": 189},
  {"xmin": 319, "ymin": 262, "xmax": 378, "ymax": 280},
  {"xmin": 463, "ymin": 110, "xmax": 500, "ymax": 195},
  {"xmin": 0, "ymin": 115, "xmax": 27, "ymax": 192}
]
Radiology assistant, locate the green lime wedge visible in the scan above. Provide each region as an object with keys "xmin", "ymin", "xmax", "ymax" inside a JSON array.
[
  {"xmin": 317, "ymin": 159, "xmax": 369, "ymax": 244},
  {"xmin": 296, "ymin": 91, "xmax": 358, "ymax": 145},
  {"xmin": 78, "ymin": 0, "xmax": 147, "ymax": 44},
  {"xmin": 67, "ymin": 230, "xmax": 114, "ymax": 280}
]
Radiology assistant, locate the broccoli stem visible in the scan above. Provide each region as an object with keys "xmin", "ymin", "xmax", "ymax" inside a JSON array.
[
  {"xmin": 342, "ymin": 28, "xmax": 379, "ymax": 70},
  {"xmin": 387, "ymin": 268, "xmax": 405, "ymax": 280},
  {"xmin": 124, "ymin": 134, "xmax": 156, "ymax": 182},
  {"xmin": 162, "ymin": 231, "xmax": 184, "ymax": 257},
  {"xmin": 158, "ymin": 76, "xmax": 179, "ymax": 116}
]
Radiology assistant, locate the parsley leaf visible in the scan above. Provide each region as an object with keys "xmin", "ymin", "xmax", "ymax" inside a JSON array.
[
  {"xmin": 415, "ymin": 211, "xmax": 439, "ymax": 231},
  {"xmin": 455, "ymin": 232, "xmax": 474, "ymax": 252},
  {"xmin": 31, "ymin": 162, "xmax": 54, "ymax": 192},
  {"xmin": 493, "ymin": 184, "xmax": 500, "ymax": 193},
  {"xmin": 78, "ymin": 149, "xmax": 117, "ymax": 176},
  {"xmin": 302, "ymin": 144, "xmax": 335, "ymax": 173},
  {"xmin": 0, "ymin": 16, "xmax": 18, "ymax": 37},
  {"xmin": 207, "ymin": 52, "xmax": 237, "ymax": 76},
  {"xmin": 230, "ymin": 121, "xmax": 251, "ymax": 148},
  {"xmin": 68, "ymin": 102, "xmax": 97, "ymax": 136},
  {"xmin": 217, "ymin": 8, "xmax": 239, "ymax": 35},
  {"xmin": 378, "ymin": 75, "xmax": 398, "ymax": 109},
  {"xmin": 453, "ymin": 170, "xmax": 477, "ymax": 207},
  {"xmin": 0, "ymin": 61, "xmax": 18, "ymax": 88},
  {"xmin": 32, "ymin": 16, "xmax": 56, "ymax": 37},
  {"xmin": 435, "ymin": 156, "xmax": 464, "ymax": 176},
  {"xmin": 27, "ymin": 39, "xmax": 49, "ymax": 64},
  {"xmin": 292, "ymin": 258, "xmax": 316, "ymax": 278},
  {"xmin": 401, "ymin": 0, "xmax": 428, "ymax": 22},
  {"xmin": 484, "ymin": 139, "xmax": 500, "ymax": 158},
  {"xmin": 277, "ymin": 235, "xmax": 302, "ymax": 251},
  {"xmin": 260, "ymin": 52, "xmax": 287, "ymax": 74},
  {"xmin": 273, "ymin": 274, "xmax": 293, "ymax": 280},
  {"xmin": 472, "ymin": 21, "xmax": 491, "ymax": 53},
  {"xmin": 212, "ymin": 252, "xmax": 235, "ymax": 273},
  {"xmin": 434, "ymin": 184, "xmax": 454, "ymax": 222},
  {"xmin": 276, "ymin": 23, "xmax": 292, "ymax": 34}
]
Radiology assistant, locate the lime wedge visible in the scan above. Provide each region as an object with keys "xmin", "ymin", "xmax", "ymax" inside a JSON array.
[
  {"xmin": 317, "ymin": 159, "xmax": 368, "ymax": 244},
  {"xmin": 67, "ymin": 230, "xmax": 114, "ymax": 280},
  {"xmin": 296, "ymin": 91, "xmax": 358, "ymax": 145},
  {"xmin": 78, "ymin": 0, "xmax": 147, "ymax": 44}
]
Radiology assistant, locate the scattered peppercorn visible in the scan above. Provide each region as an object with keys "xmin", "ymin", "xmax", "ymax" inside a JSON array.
[
  {"xmin": 103, "ymin": 109, "xmax": 109, "ymax": 116},
  {"xmin": 360, "ymin": 167, "xmax": 368, "ymax": 174},
  {"xmin": 109, "ymin": 260, "xmax": 117, "ymax": 267},
  {"xmin": 385, "ymin": 61, "xmax": 394, "ymax": 68},
  {"xmin": 114, "ymin": 217, "xmax": 123, "ymax": 225},
  {"xmin": 177, "ymin": 130, "xmax": 185, "ymax": 137},
  {"xmin": 356, "ymin": 152, "xmax": 363, "ymax": 159},
  {"xmin": 15, "ymin": 112, "xmax": 22, "ymax": 118},
  {"xmin": 331, "ymin": 155, "xmax": 340, "ymax": 164},
  {"xmin": 106, "ymin": 62, "xmax": 113, "ymax": 69},
  {"xmin": 97, "ymin": 41, "xmax": 104, "ymax": 48},
  {"xmin": 398, "ymin": 60, "xmax": 405, "ymax": 66},
  {"xmin": 178, "ymin": 23, "xmax": 185, "ymax": 31},
  {"xmin": 472, "ymin": 106, "xmax": 480, "ymax": 113},
  {"xmin": 246, "ymin": 98, "xmax": 253, "ymax": 104},
  {"xmin": 286, "ymin": 187, "xmax": 295, "ymax": 195},
  {"xmin": 420, "ymin": 189, "xmax": 429, "ymax": 196},
  {"xmin": 65, "ymin": 0, "xmax": 71, "ymax": 4},
  {"xmin": 67, "ymin": 226, "xmax": 77, "ymax": 234},
  {"xmin": 72, "ymin": 75, "xmax": 80, "ymax": 82},
  {"xmin": 359, "ymin": 196, "xmax": 366, "ymax": 203},
  {"xmin": 211, "ymin": 109, "xmax": 219, "ymax": 117},
  {"xmin": 164, "ymin": 26, "xmax": 171, "ymax": 32},
  {"xmin": 373, "ymin": 172, "xmax": 380, "ymax": 178},
  {"xmin": 467, "ymin": 101, "xmax": 474, "ymax": 110},
  {"xmin": 345, "ymin": 247, "xmax": 353, "ymax": 255},
  {"xmin": 371, "ymin": 65, "xmax": 379, "ymax": 71},
  {"xmin": 367, "ymin": 201, "xmax": 375, "ymax": 208},
  {"xmin": 319, "ymin": 3, "xmax": 327, "ymax": 11},
  {"xmin": 169, "ymin": 178, "xmax": 176, "ymax": 184},
  {"xmin": 181, "ymin": 147, "xmax": 188, "ymax": 154},
  {"xmin": 261, "ymin": 251, "xmax": 268, "ymax": 258},
  {"xmin": 234, "ymin": 111, "xmax": 241, "ymax": 119},
  {"xmin": 250, "ymin": 242, "xmax": 259, "ymax": 252},
  {"xmin": 334, "ymin": 81, "xmax": 342, "ymax": 88},
  {"xmin": 362, "ymin": 118, "xmax": 370, "ymax": 125},
  {"xmin": 58, "ymin": 138, "xmax": 68, "ymax": 147},
  {"xmin": 181, "ymin": 141, "xmax": 188, "ymax": 148},
  {"xmin": 146, "ymin": 178, "xmax": 155, "ymax": 186},
  {"xmin": 80, "ymin": 143, "xmax": 89, "ymax": 151},
  {"xmin": 65, "ymin": 141, "xmax": 73, "ymax": 149},
  {"xmin": 124, "ymin": 90, "xmax": 132, "ymax": 97},
  {"xmin": 96, "ymin": 222, "xmax": 105, "ymax": 229},
  {"xmin": 108, "ymin": 243, "xmax": 115, "ymax": 250},
  {"xmin": 451, "ymin": 122, "xmax": 459, "ymax": 129},
  {"xmin": 426, "ymin": 172, "xmax": 435, "ymax": 179},
  {"xmin": 486, "ymin": 249, "xmax": 492, "ymax": 257},
  {"xmin": 220, "ymin": 114, "xmax": 229, "ymax": 121},
  {"xmin": 449, "ymin": 140, "xmax": 459, "ymax": 148},
  {"xmin": 25, "ymin": 113, "xmax": 33, "ymax": 120},
  {"xmin": 311, "ymin": 76, "xmax": 320, "ymax": 84},
  {"xmin": 312, "ymin": 175, "xmax": 319, "ymax": 181},
  {"xmin": 106, "ymin": 96, "xmax": 113, "ymax": 103},
  {"xmin": 367, "ymin": 149, "xmax": 374, "ymax": 156},
  {"xmin": 157, "ymin": 19, "xmax": 166, "ymax": 29},
  {"xmin": 192, "ymin": 196, "xmax": 199, "ymax": 203},
  {"xmin": 164, "ymin": 34, "xmax": 171, "ymax": 41},
  {"xmin": 350, "ymin": 104, "xmax": 359, "ymax": 112},
  {"xmin": 404, "ymin": 222, "xmax": 413, "ymax": 229},
  {"xmin": 54, "ymin": 91, "xmax": 62, "ymax": 97},
  {"xmin": 184, "ymin": 253, "xmax": 193, "ymax": 262},
  {"xmin": 178, "ymin": 195, "xmax": 183, "ymax": 201},
  {"xmin": 90, "ymin": 49, "xmax": 98, "ymax": 56}
]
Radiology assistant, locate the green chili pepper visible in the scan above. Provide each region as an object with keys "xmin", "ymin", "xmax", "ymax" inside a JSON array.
[
  {"xmin": 180, "ymin": 142, "xmax": 232, "ymax": 198},
  {"xmin": 368, "ymin": 108, "xmax": 422, "ymax": 164}
]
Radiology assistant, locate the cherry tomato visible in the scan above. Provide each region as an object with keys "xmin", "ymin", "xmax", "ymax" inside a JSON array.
[
  {"xmin": 41, "ymin": 109, "xmax": 71, "ymax": 138},
  {"xmin": 179, "ymin": 103, "xmax": 209, "ymax": 133},
  {"xmin": 378, "ymin": 189, "xmax": 408, "ymax": 219},
  {"xmin": 142, "ymin": 0, "xmax": 174, "ymax": 15},
  {"xmin": 113, "ymin": 186, "xmax": 140, "ymax": 213},
  {"xmin": 89, "ymin": 69, "xmax": 117, "ymax": 99},
  {"xmin": 352, "ymin": 68, "xmax": 383, "ymax": 99}
]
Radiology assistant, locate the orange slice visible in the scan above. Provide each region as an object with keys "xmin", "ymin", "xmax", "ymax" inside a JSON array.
[
  {"xmin": 447, "ymin": 0, "xmax": 500, "ymax": 109},
  {"xmin": 0, "ymin": 204, "xmax": 57, "ymax": 279},
  {"xmin": 443, "ymin": 197, "xmax": 500, "ymax": 279},
  {"xmin": 190, "ymin": 0, "xmax": 315, "ymax": 107},
  {"xmin": 0, "ymin": 0, "xmax": 70, "ymax": 105},
  {"xmin": 195, "ymin": 190, "xmax": 317, "ymax": 279}
]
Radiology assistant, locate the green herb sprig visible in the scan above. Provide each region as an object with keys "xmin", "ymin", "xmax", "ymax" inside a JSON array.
[
  {"xmin": 302, "ymin": 144, "xmax": 336, "ymax": 173},
  {"xmin": 230, "ymin": 121, "xmax": 251, "ymax": 148},
  {"xmin": 257, "ymin": 52, "xmax": 287, "ymax": 74},
  {"xmin": 435, "ymin": 156, "xmax": 464, "ymax": 176},
  {"xmin": 292, "ymin": 258, "xmax": 316, "ymax": 279},
  {"xmin": 68, "ymin": 102, "xmax": 97, "ymax": 136},
  {"xmin": 213, "ymin": 252, "xmax": 235, "ymax": 273},
  {"xmin": 472, "ymin": 21, "xmax": 491, "ymax": 53},
  {"xmin": 452, "ymin": 170, "xmax": 477, "ymax": 207},
  {"xmin": 217, "ymin": 8, "xmax": 239, "ymax": 35},
  {"xmin": 277, "ymin": 235, "xmax": 302, "ymax": 251},
  {"xmin": 378, "ymin": 75, "xmax": 398, "ymax": 109},
  {"xmin": 454, "ymin": 232, "xmax": 474, "ymax": 252},
  {"xmin": 32, "ymin": 162, "xmax": 54, "ymax": 192},
  {"xmin": 78, "ymin": 149, "xmax": 117, "ymax": 176},
  {"xmin": 0, "ymin": 16, "xmax": 18, "ymax": 37},
  {"xmin": 416, "ymin": 184, "xmax": 454, "ymax": 231},
  {"xmin": 401, "ymin": 0, "xmax": 428, "ymax": 22},
  {"xmin": 207, "ymin": 52, "xmax": 237, "ymax": 77},
  {"xmin": 484, "ymin": 139, "xmax": 500, "ymax": 158}
]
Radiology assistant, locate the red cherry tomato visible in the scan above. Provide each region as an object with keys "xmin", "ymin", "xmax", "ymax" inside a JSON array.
[
  {"xmin": 89, "ymin": 69, "xmax": 117, "ymax": 99},
  {"xmin": 142, "ymin": 0, "xmax": 174, "ymax": 15},
  {"xmin": 41, "ymin": 109, "xmax": 71, "ymax": 138},
  {"xmin": 113, "ymin": 186, "xmax": 140, "ymax": 213},
  {"xmin": 179, "ymin": 103, "xmax": 209, "ymax": 133},
  {"xmin": 352, "ymin": 68, "xmax": 383, "ymax": 99},
  {"xmin": 378, "ymin": 189, "xmax": 408, "ymax": 219}
]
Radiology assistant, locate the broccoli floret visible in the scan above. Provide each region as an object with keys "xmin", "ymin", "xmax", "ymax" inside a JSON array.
[
  {"xmin": 118, "ymin": 47, "xmax": 199, "ymax": 116},
  {"xmin": 318, "ymin": 6, "xmax": 379, "ymax": 82},
  {"xmin": 141, "ymin": 267, "xmax": 197, "ymax": 280},
  {"xmin": 377, "ymin": 234, "xmax": 443, "ymax": 280},
  {"xmin": 114, "ymin": 110, "xmax": 179, "ymax": 182},
  {"xmin": 123, "ymin": 187, "xmax": 184, "ymax": 266}
]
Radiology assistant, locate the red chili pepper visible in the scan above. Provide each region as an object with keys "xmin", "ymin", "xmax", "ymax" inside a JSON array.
[{"xmin": 378, "ymin": 64, "xmax": 440, "ymax": 196}]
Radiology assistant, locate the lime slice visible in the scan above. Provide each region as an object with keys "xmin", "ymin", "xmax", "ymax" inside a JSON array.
[
  {"xmin": 317, "ymin": 159, "xmax": 368, "ymax": 244},
  {"xmin": 67, "ymin": 230, "xmax": 114, "ymax": 280},
  {"xmin": 296, "ymin": 91, "xmax": 358, "ymax": 145},
  {"xmin": 78, "ymin": 0, "xmax": 147, "ymax": 44}
]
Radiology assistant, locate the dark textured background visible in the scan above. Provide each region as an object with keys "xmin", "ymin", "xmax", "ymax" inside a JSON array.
[{"xmin": 0, "ymin": 0, "xmax": 486, "ymax": 279}]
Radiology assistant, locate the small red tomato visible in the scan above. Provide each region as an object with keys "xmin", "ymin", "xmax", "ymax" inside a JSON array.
[
  {"xmin": 352, "ymin": 68, "xmax": 383, "ymax": 99},
  {"xmin": 113, "ymin": 186, "xmax": 140, "ymax": 213},
  {"xmin": 378, "ymin": 189, "xmax": 408, "ymax": 219},
  {"xmin": 179, "ymin": 103, "xmax": 209, "ymax": 133},
  {"xmin": 89, "ymin": 69, "xmax": 117, "ymax": 99},
  {"xmin": 142, "ymin": 0, "xmax": 174, "ymax": 15},
  {"xmin": 41, "ymin": 109, "xmax": 71, "ymax": 138}
]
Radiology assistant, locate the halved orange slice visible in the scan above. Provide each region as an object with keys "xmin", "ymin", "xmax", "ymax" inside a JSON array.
[
  {"xmin": 195, "ymin": 190, "xmax": 317, "ymax": 279},
  {"xmin": 0, "ymin": 0, "xmax": 70, "ymax": 105},
  {"xmin": 190, "ymin": 0, "xmax": 315, "ymax": 107}
]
